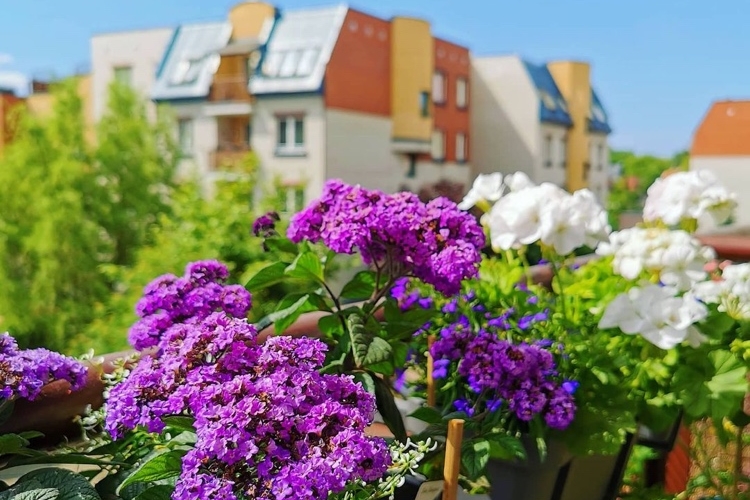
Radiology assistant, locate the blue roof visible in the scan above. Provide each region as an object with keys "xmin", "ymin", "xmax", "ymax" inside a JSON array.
[
  {"xmin": 522, "ymin": 61, "xmax": 573, "ymax": 127},
  {"xmin": 151, "ymin": 22, "xmax": 232, "ymax": 101},
  {"xmin": 589, "ymin": 89, "xmax": 612, "ymax": 134}
]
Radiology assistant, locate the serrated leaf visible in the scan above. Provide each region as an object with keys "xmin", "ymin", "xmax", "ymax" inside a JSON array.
[
  {"xmin": 0, "ymin": 480, "xmax": 45, "ymax": 500},
  {"xmin": 461, "ymin": 439, "xmax": 491, "ymax": 480},
  {"xmin": 133, "ymin": 486, "xmax": 173, "ymax": 500},
  {"xmin": 285, "ymin": 251, "xmax": 323, "ymax": 283},
  {"xmin": 244, "ymin": 261, "xmax": 287, "ymax": 292},
  {"xmin": 340, "ymin": 271, "xmax": 377, "ymax": 301},
  {"xmin": 117, "ymin": 450, "xmax": 186, "ymax": 493},
  {"xmin": 408, "ymin": 406, "xmax": 443, "ymax": 425},
  {"xmin": 348, "ymin": 315, "xmax": 392, "ymax": 368},
  {"xmin": 16, "ymin": 468, "xmax": 99, "ymax": 500},
  {"xmin": 11, "ymin": 488, "xmax": 60, "ymax": 500},
  {"xmin": 372, "ymin": 375, "xmax": 407, "ymax": 442}
]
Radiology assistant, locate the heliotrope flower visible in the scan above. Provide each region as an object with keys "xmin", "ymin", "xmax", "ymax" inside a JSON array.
[
  {"xmin": 430, "ymin": 320, "xmax": 576, "ymax": 430},
  {"xmin": 0, "ymin": 333, "xmax": 88, "ymax": 402},
  {"xmin": 129, "ymin": 260, "xmax": 252, "ymax": 351},
  {"xmin": 106, "ymin": 313, "xmax": 389, "ymax": 500},
  {"xmin": 288, "ymin": 180, "xmax": 485, "ymax": 296}
]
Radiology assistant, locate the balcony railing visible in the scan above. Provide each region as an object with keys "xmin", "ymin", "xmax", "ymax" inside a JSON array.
[
  {"xmin": 209, "ymin": 75, "xmax": 251, "ymax": 102},
  {"xmin": 210, "ymin": 143, "xmax": 252, "ymax": 171}
]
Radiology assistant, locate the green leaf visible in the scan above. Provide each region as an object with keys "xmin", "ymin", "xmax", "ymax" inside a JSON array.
[
  {"xmin": 117, "ymin": 450, "xmax": 186, "ymax": 493},
  {"xmin": 9, "ymin": 452, "xmax": 128, "ymax": 468},
  {"xmin": 11, "ymin": 488, "xmax": 60, "ymax": 500},
  {"xmin": 384, "ymin": 303, "xmax": 436, "ymax": 340},
  {"xmin": 263, "ymin": 236, "xmax": 299, "ymax": 255},
  {"xmin": 353, "ymin": 372, "xmax": 376, "ymax": 395},
  {"xmin": 486, "ymin": 433, "xmax": 526, "ymax": 461},
  {"xmin": 0, "ymin": 433, "xmax": 30, "ymax": 456},
  {"xmin": 15, "ymin": 468, "xmax": 99, "ymax": 500},
  {"xmin": 409, "ymin": 406, "xmax": 443, "ymax": 425},
  {"xmin": 17, "ymin": 431, "xmax": 44, "ymax": 440},
  {"xmin": 348, "ymin": 315, "xmax": 392, "ymax": 368},
  {"xmin": 461, "ymin": 439, "xmax": 491, "ymax": 480},
  {"xmin": 317, "ymin": 314, "xmax": 344, "ymax": 337},
  {"xmin": 244, "ymin": 261, "xmax": 288, "ymax": 292},
  {"xmin": 268, "ymin": 293, "xmax": 317, "ymax": 334},
  {"xmin": 0, "ymin": 481, "xmax": 45, "ymax": 500},
  {"xmin": 162, "ymin": 415, "xmax": 195, "ymax": 434},
  {"xmin": 372, "ymin": 375, "xmax": 407, "ymax": 443},
  {"xmin": 340, "ymin": 271, "xmax": 377, "ymax": 301},
  {"xmin": 706, "ymin": 351, "xmax": 748, "ymax": 397},
  {"xmin": 133, "ymin": 486, "xmax": 174, "ymax": 500},
  {"xmin": 285, "ymin": 251, "xmax": 324, "ymax": 283}
]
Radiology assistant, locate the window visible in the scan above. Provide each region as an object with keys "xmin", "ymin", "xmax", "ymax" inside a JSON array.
[
  {"xmin": 543, "ymin": 135, "xmax": 553, "ymax": 167},
  {"xmin": 177, "ymin": 118, "xmax": 194, "ymax": 156},
  {"xmin": 276, "ymin": 115, "xmax": 305, "ymax": 155},
  {"xmin": 170, "ymin": 58, "xmax": 203, "ymax": 86},
  {"xmin": 296, "ymin": 48, "xmax": 320, "ymax": 77},
  {"xmin": 456, "ymin": 132, "xmax": 467, "ymax": 163},
  {"xmin": 419, "ymin": 91, "xmax": 430, "ymax": 117},
  {"xmin": 278, "ymin": 50, "xmax": 302, "ymax": 78},
  {"xmin": 597, "ymin": 144, "xmax": 605, "ymax": 171},
  {"xmin": 284, "ymin": 186, "xmax": 305, "ymax": 213},
  {"xmin": 431, "ymin": 130, "xmax": 445, "ymax": 161},
  {"xmin": 432, "ymin": 71, "xmax": 446, "ymax": 104},
  {"xmin": 558, "ymin": 137, "xmax": 567, "ymax": 168},
  {"xmin": 113, "ymin": 66, "xmax": 132, "ymax": 86},
  {"xmin": 456, "ymin": 77, "xmax": 468, "ymax": 108},
  {"xmin": 406, "ymin": 155, "xmax": 417, "ymax": 178},
  {"xmin": 262, "ymin": 52, "xmax": 284, "ymax": 76}
]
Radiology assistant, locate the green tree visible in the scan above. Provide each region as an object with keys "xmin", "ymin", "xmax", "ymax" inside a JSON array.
[
  {"xmin": 0, "ymin": 78, "xmax": 178, "ymax": 350},
  {"xmin": 92, "ymin": 82, "xmax": 178, "ymax": 266},
  {"xmin": 0, "ymin": 79, "xmax": 106, "ymax": 349},
  {"xmin": 77, "ymin": 167, "xmax": 289, "ymax": 354}
]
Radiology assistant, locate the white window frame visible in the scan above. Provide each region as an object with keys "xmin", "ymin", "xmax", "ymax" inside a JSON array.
[
  {"xmin": 432, "ymin": 71, "xmax": 446, "ymax": 104},
  {"xmin": 456, "ymin": 132, "xmax": 466, "ymax": 163},
  {"xmin": 431, "ymin": 129, "xmax": 445, "ymax": 161},
  {"xmin": 456, "ymin": 77, "xmax": 468, "ymax": 108},
  {"xmin": 558, "ymin": 136, "xmax": 567, "ymax": 168},
  {"xmin": 276, "ymin": 115, "xmax": 306, "ymax": 156},
  {"xmin": 284, "ymin": 185, "xmax": 305, "ymax": 213},
  {"xmin": 177, "ymin": 118, "xmax": 194, "ymax": 156}
]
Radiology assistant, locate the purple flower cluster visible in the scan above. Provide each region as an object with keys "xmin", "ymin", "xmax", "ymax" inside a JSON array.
[
  {"xmin": 287, "ymin": 180, "xmax": 485, "ymax": 295},
  {"xmin": 0, "ymin": 333, "xmax": 88, "ymax": 401},
  {"xmin": 252, "ymin": 211, "xmax": 280, "ymax": 238},
  {"xmin": 106, "ymin": 313, "xmax": 389, "ymax": 500},
  {"xmin": 430, "ymin": 318, "xmax": 576, "ymax": 430},
  {"xmin": 129, "ymin": 260, "xmax": 252, "ymax": 351}
]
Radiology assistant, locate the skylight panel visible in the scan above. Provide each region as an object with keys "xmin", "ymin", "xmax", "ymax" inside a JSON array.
[
  {"xmin": 296, "ymin": 48, "xmax": 319, "ymax": 77},
  {"xmin": 262, "ymin": 51, "xmax": 284, "ymax": 77},
  {"xmin": 278, "ymin": 50, "xmax": 301, "ymax": 77}
]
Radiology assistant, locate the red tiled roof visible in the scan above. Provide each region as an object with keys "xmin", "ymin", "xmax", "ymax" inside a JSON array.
[{"xmin": 691, "ymin": 100, "xmax": 750, "ymax": 156}]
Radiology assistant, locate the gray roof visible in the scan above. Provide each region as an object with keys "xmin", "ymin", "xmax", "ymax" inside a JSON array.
[
  {"xmin": 152, "ymin": 22, "xmax": 232, "ymax": 101},
  {"xmin": 250, "ymin": 4, "xmax": 347, "ymax": 95}
]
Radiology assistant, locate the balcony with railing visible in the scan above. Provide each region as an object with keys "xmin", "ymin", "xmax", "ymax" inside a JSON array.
[{"xmin": 206, "ymin": 75, "xmax": 253, "ymax": 116}]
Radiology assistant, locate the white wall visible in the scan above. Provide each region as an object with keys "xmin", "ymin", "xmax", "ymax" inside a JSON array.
[
  {"xmin": 91, "ymin": 28, "xmax": 173, "ymax": 120},
  {"xmin": 324, "ymin": 109, "xmax": 470, "ymax": 194},
  {"xmin": 169, "ymin": 102, "xmax": 218, "ymax": 185},
  {"xmin": 691, "ymin": 156, "xmax": 750, "ymax": 232},
  {"xmin": 470, "ymin": 55, "xmax": 538, "ymax": 180},
  {"xmin": 536, "ymin": 123, "xmax": 567, "ymax": 188},
  {"xmin": 251, "ymin": 95, "xmax": 327, "ymax": 202},
  {"xmin": 587, "ymin": 133, "xmax": 610, "ymax": 204}
]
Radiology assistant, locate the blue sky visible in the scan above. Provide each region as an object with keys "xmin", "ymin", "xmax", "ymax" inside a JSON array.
[{"xmin": 1, "ymin": 0, "xmax": 748, "ymax": 156}]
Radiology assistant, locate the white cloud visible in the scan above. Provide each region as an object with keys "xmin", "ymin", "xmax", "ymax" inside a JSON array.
[
  {"xmin": 0, "ymin": 53, "xmax": 12, "ymax": 66},
  {"xmin": 0, "ymin": 71, "xmax": 28, "ymax": 96}
]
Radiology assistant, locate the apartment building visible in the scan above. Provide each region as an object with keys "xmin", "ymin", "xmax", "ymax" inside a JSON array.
[
  {"xmin": 89, "ymin": 2, "xmax": 472, "ymax": 206},
  {"xmin": 690, "ymin": 100, "xmax": 750, "ymax": 230},
  {"xmin": 471, "ymin": 55, "xmax": 612, "ymax": 202}
]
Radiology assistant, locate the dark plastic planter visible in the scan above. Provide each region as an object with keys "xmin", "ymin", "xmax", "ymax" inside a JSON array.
[{"xmin": 485, "ymin": 437, "xmax": 572, "ymax": 500}]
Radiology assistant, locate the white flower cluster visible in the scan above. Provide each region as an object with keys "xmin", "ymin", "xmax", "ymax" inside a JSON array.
[
  {"xmin": 599, "ymin": 284, "xmax": 708, "ymax": 350},
  {"xmin": 643, "ymin": 170, "xmax": 737, "ymax": 226},
  {"xmin": 459, "ymin": 172, "xmax": 610, "ymax": 256},
  {"xmin": 692, "ymin": 263, "xmax": 750, "ymax": 320},
  {"xmin": 597, "ymin": 227, "xmax": 715, "ymax": 291}
]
